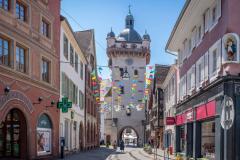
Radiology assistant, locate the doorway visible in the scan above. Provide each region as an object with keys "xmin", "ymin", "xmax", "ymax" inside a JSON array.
[{"xmin": 0, "ymin": 109, "xmax": 27, "ymax": 159}]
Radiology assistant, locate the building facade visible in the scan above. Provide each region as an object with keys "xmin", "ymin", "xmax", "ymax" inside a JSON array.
[
  {"xmin": 0, "ymin": 0, "xmax": 60, "ymax": 159},
  {"xmin": 166, "ymin": 0, "xmax": 240, "ymax": 159},
  {"xmin": 59, "ymin": 16, "xmax": 87, "ymax": 153},
  {"xmin": 105, "ymin": 8, "xmax": 151, "ymax": 146},
  {"xmin": 148, "ymin": 65, "xmax": 170, "ymax": 149},
  {"xmin": 75, "ymin": 29, "xmax": 100, "ymax": 150},
  {"xmin": 162, "ymin": 64, "xmax": 178, "ymax": 154}
]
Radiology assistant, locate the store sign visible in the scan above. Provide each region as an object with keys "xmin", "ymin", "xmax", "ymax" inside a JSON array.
[
  {"xmin": 57, "ymin": 97, "xmax": 72, "ymax": 113},
  {"xmin": 185, "ymin": 109, "xmax": 193, "ymax": 122},
  {"xmin": 166, "ymin": 117, "xmax": 175, "ymax": 125},
  {"xmin": 221, "ymin": 96, "xmax": 234, "ymax": 130}
]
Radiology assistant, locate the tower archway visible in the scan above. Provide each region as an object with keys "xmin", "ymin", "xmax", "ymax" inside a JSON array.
[{"xmin": 118, "ymin": 126, "xmax": 139, "ymax": 147}]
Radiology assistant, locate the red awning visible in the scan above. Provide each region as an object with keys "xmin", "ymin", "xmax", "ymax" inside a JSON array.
[
  {"xmin": 196, "ymin": 100, "xmax": 216, "ymax": 121},
  {"xmin": 176, "ymin": 113, "xmax": 186, "ymax": 126}
]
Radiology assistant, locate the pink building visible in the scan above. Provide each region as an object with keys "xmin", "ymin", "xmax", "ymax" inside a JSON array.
[{"xmin": 166, "ymin": 0, "xmax": 240, "ymax": 159}]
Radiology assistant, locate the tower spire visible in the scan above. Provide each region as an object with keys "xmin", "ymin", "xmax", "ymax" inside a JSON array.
[{"xmin": 128, "ymin": 5, "xmax": 131, "ymax": 14}]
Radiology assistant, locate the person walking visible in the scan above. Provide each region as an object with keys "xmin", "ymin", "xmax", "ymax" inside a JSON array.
[{"xmin": 120, "ymin": 139, "xmax": 125, "ymax": 152}]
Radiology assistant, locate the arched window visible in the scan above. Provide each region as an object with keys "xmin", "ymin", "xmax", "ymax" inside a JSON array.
[{"xmin": 37, "ymin": 114, "xmax": 52, "ymax": 156}]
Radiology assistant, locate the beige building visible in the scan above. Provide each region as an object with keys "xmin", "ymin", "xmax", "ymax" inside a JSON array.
[{"xmin": 59, "ymin": 16, "xmax": 87, "ymax": 153}]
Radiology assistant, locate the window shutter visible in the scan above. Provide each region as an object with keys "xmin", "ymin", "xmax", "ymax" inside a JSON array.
[
  {"xmin": 201, "ymin": 57, "xmax": 205, "ymax": 82},
  {"xmin": 191, "ymin": 65, "xmax": 195, "ymax": 89},
  {"xmin": 217, "ymin": 41, "xmax": 221, "ymax": 70},
  {"xmin": 204, "ymin": 52, "xmax": 209, "ymax": 81},
  {"xmin": 200, "ymin": 20, "xmax": 204, "ymax": 40},
  {"xmin": 216, "ymin": 0, "xmax": 221, "ymax": 20},
  {"xmin": 196, "ymin": 62, "xmax": 199, "ymax": 88},
  {"xmin": 61, "ymin": 72, "xmax": 65, "ymax": 96},
  {"xmin": 187, "ymin": 70, "xmax": 191, "ymax": 95}
]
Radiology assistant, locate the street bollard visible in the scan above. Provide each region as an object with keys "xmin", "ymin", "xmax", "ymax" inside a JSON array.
[{"xmin": 60, "ymin": 137, "xmax": 65, "ymax": 159}]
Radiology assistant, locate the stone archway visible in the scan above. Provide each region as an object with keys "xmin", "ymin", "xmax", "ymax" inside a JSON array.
[
  {"xmin": 0, "ymin": 108, "xmax": 27, "ymax": 159},
  {"xmin": 118, "ymin": 126, "xmax": 140, "ymax": 147},
  {"xmin": 79, "ymin": 121, "xmax": 84, "ymax": 150}
]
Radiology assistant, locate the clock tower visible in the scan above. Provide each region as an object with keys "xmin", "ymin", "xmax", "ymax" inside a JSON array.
[{"xmin": 105, "ymin": 7, "xmax": 151, "ymax": 146}]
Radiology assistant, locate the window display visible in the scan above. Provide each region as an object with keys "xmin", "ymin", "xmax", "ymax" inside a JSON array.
[
  {"xmin": 180, "ymin": 126, "xmax": 185, "ymax": 152},
  {"xmin": 201, "ymin": 120, "xmax": 215, "ymax": 159}
]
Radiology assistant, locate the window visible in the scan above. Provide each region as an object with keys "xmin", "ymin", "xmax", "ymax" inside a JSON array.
[
  {"xmin": 198, "ymin": 26, "xmax": 202, "ymax": 42},
  {"xmin": 0, "ymin": 0, "xmax": 9, "ymax": 11},
  {"xmin": 37, "ymin": 114, "xmax": 52, "ymax": 156},
  {"xmin": 0, "ymin": 37, "xmax": 10, "ymax": 66},
  {"xmin": 120, "ymin": 86, "xmax": 124, "ymax": 94},
  {"xmin": 79, "ymin": 90, "xmax": 84, "ymax": 109},
  {"xmin": 203, "ymin": 9, "xmax": 210, "ymax": 33},
  {"xmin": 16, "ymin": 45, "xmax": 27, "ymax": 73},
  {"xmin": 212, "ymin": 6, "xmax": 216, "ymax": 24},
  {"xmin": 201, "ymin": 121, "xmax": 215, "ymax": 159},
  {"xmin": 16, "ymin": 1, "xmax": 26, "ymax": 21},
  {"xmin": 190, "ymin": 65, "xmax": 195, "ymax": 90},
  {"xmin": 75, "ymin": 53, "xmax": 78, "ymax": 72},
  {"xmin": 134, "ymin": 69, "xmax": 138, "ymax": 77},
  {"xmin": 41, "ymin": 19, "xmax": 50, "ymax": 38},
  {"xmin": 80, "ymin": 61, "xmax": 83, "ymax": 80},
  {"xmin": 187, "ymin": 69, "xmax": 191, "ymax": 95},
  {"xmin": 42, "ymin": 59, "xmax": 50, "ymax": 83},
  {"xmin": 63, "ymin": 35, "xmax": 68, "ymax": 59},
  {"xmin": 204, "ymin": 52, "xmax": 209, "ymax": 81},
  {"xmin": 119, "ymin": 68, "xmax": 124, "ymax": 77},
  {"xmin": 196, "ymin": 56, "xmax": 204, "ymax": 88},
  {"xmin": 212, "ymin": 49, "xmax": 217, "ymax": 72},
  {"xmin": 70, "ymin": 45, "xmax": 74, "ymax": 67}
]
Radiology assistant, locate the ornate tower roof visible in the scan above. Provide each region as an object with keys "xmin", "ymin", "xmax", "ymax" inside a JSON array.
[{"xmin": 116, "ymin": 6, "xmax": 142, "ymax": 43}]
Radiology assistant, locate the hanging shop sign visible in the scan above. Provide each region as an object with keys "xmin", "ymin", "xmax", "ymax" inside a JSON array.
[
  {"xmin": 221, "ymin": 95, "xmax": 234, "ymax": 130},
  {"xmin": 166, "ymin": 117, "xmax": 175, "ymax": 125},
  {"xmin": 57, "ymin": 97, "xmax": 72, "ymax": 113}
]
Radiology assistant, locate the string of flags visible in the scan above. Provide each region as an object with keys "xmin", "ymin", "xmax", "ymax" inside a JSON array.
[{"xmin": 99, "ymin": 65, "xmax": 156, "ymax": 113}]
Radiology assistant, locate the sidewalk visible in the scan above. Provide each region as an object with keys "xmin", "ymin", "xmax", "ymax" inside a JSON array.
[{"xmin": 152, "ymin": 148, "xmax": 175, "ymax": 160}]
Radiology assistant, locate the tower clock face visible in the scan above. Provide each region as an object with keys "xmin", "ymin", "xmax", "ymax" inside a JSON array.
[{"xmin": 125, "ymin": 58, "xmax": 133, "ymax": 65}]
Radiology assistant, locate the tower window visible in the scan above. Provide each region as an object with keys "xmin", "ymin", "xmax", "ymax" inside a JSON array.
[
  {"xmin": 120, "ymin": 86, "xmax": 124, "ymax": 94},
  {"xmin": 130, "ymin": 20, "xmax": 132, "ymax": 25},
  {"xmin": 134, "ymin": 70, "xmax": 138, "ymax": 76},
  {"xmin": 119, "ymin": 68, "xmax": 124, "ymax": 77}
]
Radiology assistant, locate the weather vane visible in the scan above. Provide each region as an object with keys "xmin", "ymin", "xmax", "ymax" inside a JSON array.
[{"xmin": 128, "ymin": 5, "xmax": 131, "ymax": 14}]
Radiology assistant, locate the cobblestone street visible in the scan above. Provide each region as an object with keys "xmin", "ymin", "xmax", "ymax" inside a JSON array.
[{"xmin": 59, "ymin": 147, "xmax": 155, "ymax": 160}]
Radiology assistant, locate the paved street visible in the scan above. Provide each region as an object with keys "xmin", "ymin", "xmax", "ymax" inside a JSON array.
[{"xmin": 59, "ymin": 147, "xmax": 156, "ymax": 160}]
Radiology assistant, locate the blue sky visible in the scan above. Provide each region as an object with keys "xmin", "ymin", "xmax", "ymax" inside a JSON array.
[{"xmin": 61, "ymin": 0, "xmax": 185, "ymax": 79}]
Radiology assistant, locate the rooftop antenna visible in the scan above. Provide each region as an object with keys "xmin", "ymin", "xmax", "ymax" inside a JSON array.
[{"xmin": 128, "ymin": 4, "xmax": 131, "ymax": 14}]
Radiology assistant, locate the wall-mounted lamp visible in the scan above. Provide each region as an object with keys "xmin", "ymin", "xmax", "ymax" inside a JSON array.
[
  {"xmin": 4, "ymin": 86, "xmax": 10, "ymax": 94},
  {"xmin": 33, "ymin": 97, "xmax": 43, "ymax": 105}
]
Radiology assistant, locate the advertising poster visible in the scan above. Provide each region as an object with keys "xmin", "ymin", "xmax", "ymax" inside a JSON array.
[{"xmin": 37, "ymin": 128, "xmax": 51, "ymax": 155}]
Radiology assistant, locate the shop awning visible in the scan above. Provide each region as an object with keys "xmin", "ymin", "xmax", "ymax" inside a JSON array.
[{"xmin": 196, "ymin": 100, "xmax": 216, "ymax": 120}]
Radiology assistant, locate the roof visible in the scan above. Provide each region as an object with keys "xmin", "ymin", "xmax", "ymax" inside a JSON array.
[
  {"xmin": 165, "ymin": 0, "xmax": 191, "ymax": 54},
  {"xmin": 74, "ymin": 30, "xmax": 94, "ymax": 56},
  {"xmin": 154, "ymin": 64, "xmax": 171, "ymax": 85},
  {"xmin": 117, "ymin": 28, "xmax": 142, "ymax": 43}
]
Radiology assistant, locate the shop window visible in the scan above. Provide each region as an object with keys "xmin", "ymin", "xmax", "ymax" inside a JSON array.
[
  {"xmin": 0, "ymin": 0, "xmax": 9, "ymax": 11},
  {"xmin": 37, "ymin": 114, "xmax": 52, "ymax": 156},
  {"xmin": 16, "ymin": 1, "xmax": 26, "ymax": 22},
  {"xmin": 201, "ymin": 120, "xmax": 215, "ymax": 159},
  {"xmin": 180, "ymin": 126, "xmax": 185, "ymax": 152}
]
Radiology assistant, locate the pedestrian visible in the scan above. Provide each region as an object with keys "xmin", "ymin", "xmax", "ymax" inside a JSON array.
[
  {"xmin": 113, "ymin": 140, "xmax": 117, "ymax": 150},
  {"xmin": 120, "ymin": 139, "xmax": 125, "ymax": 152}
]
